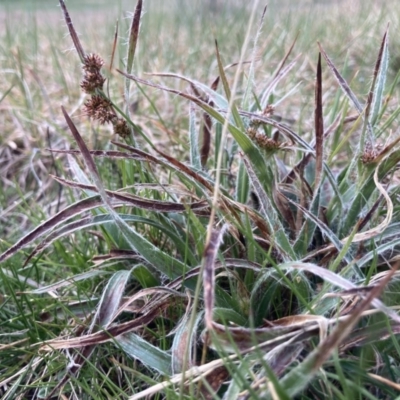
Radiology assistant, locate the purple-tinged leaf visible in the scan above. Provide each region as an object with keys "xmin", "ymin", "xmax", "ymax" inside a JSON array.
[
  {"xmin": 49, "ymin": 148, "xmax": 146, "ymax": 161},
  {"xmin": 366, "ymin": 27, "xmax": 388, "ymax": 127},
  {"xmin": 91, "ymin": 270, "xmax": 131, "ymax": 330},
  {"xmin": 201, "ymin": 109, "xmax": 212, "ymax": 167},
  {"xmin": 314, "ymin": 52, "xmax": 324, "ymax": 190},
  {"xmin": 24, "ymin": 213, "xmax": 196, "ymax": 268},
  {"xmin": 171, "ymin": 308, "xmax": 202, "ymax": 374},
  {"xmin": 59, "ymin": 0, "xmax": 85, "ymax": 62},
  {"xmin": 370, "ymin": 27, "xmax": 389, "ymax": 126},
  {"xmin": 51, "ymin": 175, "xmax": 208, "ymax": 213},
  {"xmin": 126, "ymin": 0, "xmax": 142, "ymax": 77},
  {"xmin": 40, "ymin": 301, "xmax": 167, "ymax": 350},
  {"xmin": 124, "ymin": 0, "xmax": 142, "ymax": 124},
  {"xmin": 0, "ymin": 196, "xmax": 110, "ymax": 264}
]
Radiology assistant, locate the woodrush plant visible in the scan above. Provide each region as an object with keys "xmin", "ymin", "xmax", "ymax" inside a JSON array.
[{"xmin": 1, "ymin": 0, "xmax": 400, "ymax": 399}]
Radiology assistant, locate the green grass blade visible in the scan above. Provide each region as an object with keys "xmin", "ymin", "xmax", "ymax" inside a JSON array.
[
  {"xmin": 62, "ymin": 107, "xmax": 187, "ymax": 278},
  {"xmin": 117, "ymin": 332, "xmax": 172, "ymax": 376}
]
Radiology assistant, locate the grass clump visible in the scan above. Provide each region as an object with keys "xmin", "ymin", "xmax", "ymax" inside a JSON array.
[{"xmin": 2, "ymin": 0, "xmax": 400, "ymax": 399}]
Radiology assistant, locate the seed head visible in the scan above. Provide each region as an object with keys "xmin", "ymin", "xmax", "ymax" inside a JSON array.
[
  {"xmin": 113, "ymin": 118, "xmax": 130, "ymax": 138},
  {"xmin": 80, "ymin": 53, "xmax": 106, "ymax": 93},
  {"xmin": 254, "ymin": 133, "xmax": 280, "ymax": 150},
  {"xmin": 83, "ymin": 95, "xmax": 115, "ymax": 124},
  {"xmin": 262, "ymin": 104, "xmax": 274, "ymax": 116},
  {"xmin": 83, "ymin": 53, "xmax": 104, "ymax": 72},
  {"xmin": 361, "ymin": 142, "xmax": 378, "ymax": 164}
]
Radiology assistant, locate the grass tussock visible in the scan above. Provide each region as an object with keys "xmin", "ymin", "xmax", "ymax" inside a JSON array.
[{"xmin": 2, "ymin": 0, "xmax": 400, "ymax": 399}]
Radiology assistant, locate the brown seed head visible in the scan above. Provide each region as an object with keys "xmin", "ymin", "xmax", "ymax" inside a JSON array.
[
  {"xmin": 80, "ymin": 73, "xmax": 106, "ymax": 94},
  {"xmin": 247, "ymin": 126, "xmax": 258, "ymax": 139},
  {"xmin": 255, "ymin": 133, "xmax": 280, "ymax": 150},
  {"xmin": 83, "ymin": 53, "xmax": 104, "ymax": 72},
  {"xmin": 113, "ymin": 118, "xmax": 130, "ymax": 138},
  {"xmin": 81, "ymin": 54, "xmax": 106, "ymax": 93},
  {"xmin": 361, "ymin": 142, "xmax": 378, "ymax": 164},
  {"xmin": 262, "ymin": 104, "xmax": 274, "ymax": 116},
  {"xmin": 83, "ymin": 95, "xmax": 115, "ymax": 124}
]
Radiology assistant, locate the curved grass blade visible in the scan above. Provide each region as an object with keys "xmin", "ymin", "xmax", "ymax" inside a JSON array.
[
  {"xmin": 111, "ymin": 142, "xmax": 270, "ymax": 233},
  {"xmin": 0, "ymin": 196, "xmax": 113, "ymax": 264},
  {"xmin": 40, "ymin": 302, "xmax": 168, "ymax": 350},
  {"xmin": 43, "ymin": 270, "xmax": 133, "ymax": 399},
  {"xmin": 147, "ymin": 72, "xmax": 229, "ymax": 111},
  {"xmin": 357, "ymin": 235, "xmax": 400, "ymax": 269},
  {"xmin": 304, "ymin": 160, "xmax": 395, "ymax": 261},
  {"xmin": 24, "ymin": 213, "xmax": 198, "ymax": 268},
  {"xmin": 208, "ymin": 315, "xmax": 325, "ymax": 354},
  {"xmin": 92, "ymin": 270, "xmax": 131, "ymax": 330},
  {"xmin": 61, "ymin": 107, "xmax": 187, "ymax": 278},
  {"xmin": 171, "ymin": 309, "xmax": 203, "ymax": 374},
  {"xmin": 117, "ymin": 332, "xmax": 172, "ymax": 376},
  {"xmin": 128, "ymin": 322, "xmax": 322, "ymax": 400},
  {"xmin": 239, "ymin": 109, "xmax": 313, "ymax": 151},
  {"xmin": 345, "ymin": 161, "xmax": 393, "ymax": 243},
  {"xmin": 112, "ymin": 140, "xmax": 215, "ymax": 192},
  {"xmin": 280, "ymin": 262, "xmax": 400, "ymax": 323},
  {"xmin": 274, "ymin": 264, "xmax": 398, "ymax": 399},
  {"xmin": 51, "ymin": 175, "xmax": 208, "ymax": 213}
]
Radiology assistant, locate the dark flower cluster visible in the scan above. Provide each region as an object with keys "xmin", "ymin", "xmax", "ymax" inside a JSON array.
[
  {"xmin": 80, "ymin": 53, "xmax": 130, "ymax": 138},
  {"xmin": 80, "ymin": 54, "xmax": 106, "ymax": 94},
  {"xmin": 247, "ymin": 115, "xmax": 288, "ymax": 152},
  {"xmin": 83, "ymin": 95, "xmax": 115, "ymax": 124},
  {"xmin": 113, "ymin": 118, "xmax": 130, "ymax": 138},
  {"xmin": 360, "ymin": 142, "xmax": 379, "ymax": 164}
]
